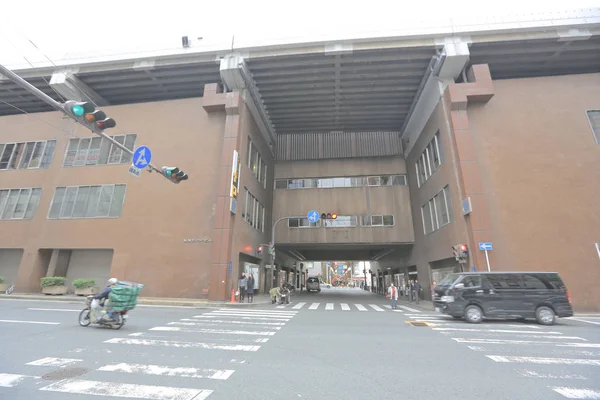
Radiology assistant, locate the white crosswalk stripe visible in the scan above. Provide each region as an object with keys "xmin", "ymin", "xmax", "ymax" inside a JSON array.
[
  {"xmin": 422, "ymin": 308, "xmax": 600, "ymax": 399},
  {"xmin": 308, "ymin": 302, "xmax": 320, "ymax": 310},
  {"xmin": 341, "ymin": 303, "xmax": 350, "ymax": 311},
  {"xmin": 296, "ymin": 302, "xmax": 404, "ymax": 311},
  {"xmin": 2, "ymin": 307, "xmax": 301, "ymax": 399},
  {"xmin": 355, "ymin": 304, "xmax": 368, "ymax": 311},
  {"xmin": 325, "ymin": 303, "xmax": 334, "ymax": 310},
  {"xmin": 369, "ymin": 304, "xmax": 385, "ymax": 312}
]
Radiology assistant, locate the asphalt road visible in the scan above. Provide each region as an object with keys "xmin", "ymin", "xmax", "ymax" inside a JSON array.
[{"xmin": 0, "ymin": 288, "xmax": 599, "ymax": 400}]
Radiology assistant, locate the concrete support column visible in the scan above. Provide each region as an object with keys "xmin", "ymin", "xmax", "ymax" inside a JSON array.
[
  {"xmin": 443, "ymin": 64, "xmax": 496, "ymax": 271},
  {"xmin": 203, "ymin": 83, "xmax": 244, "ymax": 301},
  {"xmin": 15, "ymin": 248, "xmax": 52, "ymax": 293},
  {"xmin": 45, "ymin": 249, "xmax": 60, "ymax": 277}
]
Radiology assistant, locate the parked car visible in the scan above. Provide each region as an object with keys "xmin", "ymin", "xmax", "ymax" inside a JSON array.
[
  {"xmin": 306, "ymin": 277, "xmax": 321, "ymax": 292},
  {"xmin": 433, "ymin": 271, "xmax": 573, "ymax": 325},
  {"xmin": 320, "ymin": 281, "xmax": 331, "ymax": 289}
]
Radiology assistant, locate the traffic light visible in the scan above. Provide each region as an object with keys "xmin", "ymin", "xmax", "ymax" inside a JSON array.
[
  {"xmin": 452, "ymin": 244, "xmax": 469, "ymax": 263},
  {"xmin": 161, "ymin": 166, "xmax": 189, "ymax": 184},
  {"xmin": 63, "ymin": 101, "xmax": 116, "ymax": 131},
  {"xmin": 320, "ymin": 212, "xmax": 338, "ymax": 220},
  {"xmin": 257, "ymin": 246, "xmax": 263, "ymax": 256}
]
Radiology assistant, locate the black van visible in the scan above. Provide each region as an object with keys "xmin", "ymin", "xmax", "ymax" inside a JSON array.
[{"xmin": 433, "ymin": 272, "xmax": 573, "ymax": 325}]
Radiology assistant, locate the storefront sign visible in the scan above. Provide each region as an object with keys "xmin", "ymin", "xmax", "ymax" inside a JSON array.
[
  {"xmin": 183, "ymin": 237, "xmax": 213, "ymax": 243},
  {"xmin": 229, "ymin": 150, "xmax": 241, "ymax": 214}
]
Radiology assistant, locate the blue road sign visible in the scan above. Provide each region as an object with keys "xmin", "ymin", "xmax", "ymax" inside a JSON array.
[
  {"xmin": 227, "ymin": 261, "xmax": 232, "ymax": 276},
  {"xmin": 307, "ymin": 210, "xmax": 320, "ymax": 223},
  {"xmin": 478, "ymin": 242, "xmax": 493, "ymax": 251},
  {"xmin": 133, "ymin": 146, "xmax": 152, "ymax": 169}
]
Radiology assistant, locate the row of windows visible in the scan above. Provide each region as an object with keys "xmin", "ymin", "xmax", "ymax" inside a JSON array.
[
  {"xmin": 247, "ymin": 138, "xmax": 268, "ymax": 189},
  {"xmin": 243, "ymin": 189, "xmax": 265, "ymax": 232},
  {"xmin": 288, "ymin": 215, "xmax": 395, "ymax": 228},
  {"xmin": 460, "ymin": 273, "xmax": 564, "ymax": 290},
  {"xmin": 275, "ymin": 175, "xmax": 407, "ymax": 190},
  {"xmin": 49, "ymin": 184, "xmax": 126, "ymax": 219},
  {"xmin": 0, "ymin": 140, "xmax": 56, "ymax": 170},
  {"xmin": 422, "ymin": 185, "xmax": 453, "ymax": 235},
  {"xmin": 0, "ymin": 188, "xmax": 42, "ymax": 220},
  {"xmin": 64, "ymin": 135, "xmax": 137, "ymax": 167},
  {"xmin": 416, "ymin": 131, "xmax": 442, "ymax": 187}
]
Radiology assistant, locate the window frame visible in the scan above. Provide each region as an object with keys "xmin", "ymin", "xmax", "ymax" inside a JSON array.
[
  {"xmin": 63, "ymin": 135, "xmax": 137, "ymax": 168},
  {"xmin": 0, "ymin": 187, "xmax": 43, "ymax": 220},
  {"xmin": 274, "ymin": 174, "xmax": 407, "ymax": 190},
  {"xmin": 0, "ymin": 140, "xmax": 56, "ymax": 171},
  {"xmin": 586, "ymin": 110, "xmax": 600, "ymax": 145},
  {"xmin": 47, "ymin": 184, "xmax": 127, "ymax": 220}
]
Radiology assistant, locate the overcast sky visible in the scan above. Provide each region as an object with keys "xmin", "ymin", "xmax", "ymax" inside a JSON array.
[{"xmin": 1, "ymin": 0, "xmax": 598, "ymax": 68}]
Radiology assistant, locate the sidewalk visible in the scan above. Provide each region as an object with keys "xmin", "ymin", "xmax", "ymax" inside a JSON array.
[{"xmin": 0, "ymin": 293, "xmax": 272, "ymax": 308}]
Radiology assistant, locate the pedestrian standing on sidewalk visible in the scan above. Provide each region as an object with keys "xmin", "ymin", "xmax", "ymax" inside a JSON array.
[
  {"xmin": 413, "ymin": 280, "xmax": 421, "ymax": 305},
  {"xmin": 387, "ymin": 283, "xmax": 399, "ymax": 310},
  {"xmin": 238, "ymin": 272, "xmax": 247, "ymax": 302},
  {"xmin": 246, "ymin": 273, "xmax": 255, "ymax": 303}
]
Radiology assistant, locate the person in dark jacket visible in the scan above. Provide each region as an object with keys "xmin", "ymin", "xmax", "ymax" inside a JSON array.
[
  {"xmin": 92, "ymin": 278, "xmax": 118, "ymax": 320},
  {"xmin": 246, "ymin": 273, "xmax": 255, "ymax": 303}
]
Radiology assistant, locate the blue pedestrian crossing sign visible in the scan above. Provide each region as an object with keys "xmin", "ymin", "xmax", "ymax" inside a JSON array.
[
  {"xmin": 133, "ymin": 146, "xmax": 152, "ymax": 169},
  {"xmin": 307, "ymin": 210, "xmax": 320, "ymax": 223}
]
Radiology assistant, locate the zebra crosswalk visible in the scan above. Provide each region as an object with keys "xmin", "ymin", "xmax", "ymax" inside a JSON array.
[
  {"xmin": 280, "ymin": 302, "xmax": 422, "ymax": 312},
  {"xmin": 1, "ymin": 308, "xmax": 298, "ymax": 399},
  {"xmin": 414, "ymin": 313, "xmax": 600, "ymax": 399}
]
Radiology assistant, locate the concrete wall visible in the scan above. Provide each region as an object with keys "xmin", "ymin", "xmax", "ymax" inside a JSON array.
[
  {"xmin": 0, "ymin": 249, "xmax": 23, "ymax": 284},
  {"xmin": 273, "ymin": 157, "xmax": 414, "ymax": 245}
]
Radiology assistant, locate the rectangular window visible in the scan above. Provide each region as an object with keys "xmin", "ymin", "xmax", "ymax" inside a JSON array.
[
  {"xmin": 587, "ymin": 110, "xmax": 600, "ymax": 145},
  {"xmin": 422, "ymin": 185, "xmax": 453, "ymax": 234},
  {"xmin": 0, "ymin": 187, "xmax": 42, "ymax": 220},
  {"xmin": 274, "ymin": 174, "xmax": 407, "ymax": 189},
  {"xmin": 246, "ymin": 137, "xmax": 269, "ymax": 187},
  {"xmin": 0, "ymin": 140, "xmax": 56, "ymax": 171},
  {"xmin": 48, "ymin": 184, "xmax": 127, "ymax": 219},
  {"xmin": 243, "ymin": 188, "xmax": 265, "ymax": 232},
  {"xmin": 360, "ymin": 215, "xmax": 395, "ymax": 227},
  {"xmin": 63, "ymin": 135, "xmax": 136, "ymax": 167},
  {"xmin": 288, "ymin": 217, "xmax": 320, "ymax": 228},
  {"xmin": 415, "ymin": 131, "xmax": 442, "ymax": 186}
]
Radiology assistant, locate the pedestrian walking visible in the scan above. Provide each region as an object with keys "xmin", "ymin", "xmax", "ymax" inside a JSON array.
[
  {"xmin": 246, "ymin": 273, "xmax": 255, "ymax": 303},
  {"xmin": 238, "ymin": 272, "xmax": 247, "ymax": 302},
  {"xmin": 387, "ymin": 283, "xmax": 399, "ymax": 309}
]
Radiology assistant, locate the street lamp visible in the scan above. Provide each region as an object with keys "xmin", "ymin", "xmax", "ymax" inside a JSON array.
[{"xmin": 363, "ymin": 268, "xmax": 368, "ymax": 291}]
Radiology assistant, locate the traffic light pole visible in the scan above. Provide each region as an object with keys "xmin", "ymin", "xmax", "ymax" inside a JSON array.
[
  {"xmin": 269, "ymin": 217, "xmax": 292, "ymax": 281},
  {"xmin": 0, "ymin": 64, "xmax": 171, "ymax": 180}
]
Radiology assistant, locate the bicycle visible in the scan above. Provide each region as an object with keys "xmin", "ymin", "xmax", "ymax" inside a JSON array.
[{"xmin": 5, "ymin": 283, "xmax": 14, "ymax": 295}]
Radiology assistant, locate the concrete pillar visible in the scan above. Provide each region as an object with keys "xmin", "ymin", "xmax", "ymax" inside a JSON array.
[{"xmin": 45, "ymin": 249, "xmax": 60, "ymax": 277}]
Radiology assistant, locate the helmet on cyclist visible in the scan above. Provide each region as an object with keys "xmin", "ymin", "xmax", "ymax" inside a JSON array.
[{"xmin": 107, "ymin": 278, "xmax": 118, "ymax": 285}]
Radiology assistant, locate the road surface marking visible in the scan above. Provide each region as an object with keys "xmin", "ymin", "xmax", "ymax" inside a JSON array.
[
  {"xmin": 208, "ymin": 311, "xmax": 294, "ymax": 318},
  {"xmin": 0, "ymin": 373, "xmax": 34, "ymax": 387},
  {"xmin": 176, "ymin": 319, "xmax": 284, "ymax": 327},
  {"xmin": 398, "ymin": 305, "xmax": 421, "ymax": 312},
  {"xmin": 434, "ymin": 328, "xmax": 562, "ymax": 334},
  {"xmin": 129, "ymin": 332, "xmax": 145, "ymax": 337},
  {"xmin": 341, "ymin": 303, "xmax": 350, "ymax": 311},
  {"xmin": 369, "ymin": 305, "xmax": 385, "ymax": 312},
  {"xmin": 27, "ymin": 357, "xmax": 83, "ymax": 367},
  {"xmin": 0, "ymin": 319, "xmax": 60, "ymax": 325},
  {"xmin": 383, "ymin": 305, "xmax": 392, "ymax": 309},
  {"xmin": 98, "ymin": 363, "xmax": 235, "ymax": 380},
  {"xmin": 207, "ymin": 311, "xmax": 295, "ymax": 317},
  {"xmin": 215, "ymin": 308, "xmax": 297, "ymax": 315},
  {"xmin": 149, "ymin": 327, "xmax": 275, "ymax": 336},
  {"xmin": 518, "ymin": 370, "xmax": 587, "ymax": 380},
  {"xmin": 325, "ymin": 303, "xmax": 334, "ymax": 310},
  {"xmin": 452, "ymin": 338, "xmax": 589, "ymax": 346},
  {"xmin": 27, "ymin": 308, "xmax": 80, "ymax": 312},
  {"xmin": 570, "ymin": 318, "xmax": 600, "ymax": 326},
  {"xmin": 552, "ymin": 387, "xmax": 600, "ymax": 399},
  {"xmin": 355, "ymin": 304, "xmax": 367, "ymax": 311},
  {"xmin": 558, "ymin": 343, "xmax": 600, "ymax": 348},
  {"xmin": 39, "ymin": 379, "xmax": 213, "ymax": 399},
  {"xmin": 486, "ymin": 355, "xmax": 600, "ymax": 366},
  {"xmin": 104, "ymin": 338, "xmax": 260, "ymax": 352},
  {"xmin": 466, "ymin": 335, "xmax": 586, "ymax": 341},
  {"xmin": 308, "ymin": 303, "xmax": 320, "ymax": 310},
  {"xmin": 229, "ymin": 359, "xmax": 246, "ymax": 364},
  {"xmin": 194, "ymin": 315, "xmax": 290, "ymax": 322},
  {"xmin": 292, "ymin": 302, "xmax": 306, "ymax": 309}
]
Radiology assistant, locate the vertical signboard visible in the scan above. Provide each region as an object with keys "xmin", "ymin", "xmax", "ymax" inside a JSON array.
[{"xmin": 229, "ymin": 150, "xmax": 241, "ymax": 214}]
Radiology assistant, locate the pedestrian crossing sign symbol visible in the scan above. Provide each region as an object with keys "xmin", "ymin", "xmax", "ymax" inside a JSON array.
[{"xmin": 133, "ymin": 146, "xmax": 152, "ymax": 169}]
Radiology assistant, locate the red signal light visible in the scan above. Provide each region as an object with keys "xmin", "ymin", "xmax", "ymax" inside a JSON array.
[
  {"xmin": 96, "ymin": 118, "xmax": 116, "ymax": 130},
  {"xmin": 460, "ymin": 244, "xmax": 467, "ymax": 251}
]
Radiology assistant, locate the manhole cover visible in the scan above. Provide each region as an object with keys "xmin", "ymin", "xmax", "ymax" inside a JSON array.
[
  {"xmin": 42, "ymin": 367, "xmax": 88, "ymax": 380},
  {"xmin": 406, "ymin": 321, "xmax": 430, "ymax": 327}
]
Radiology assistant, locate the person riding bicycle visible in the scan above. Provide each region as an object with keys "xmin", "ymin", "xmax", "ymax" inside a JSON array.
[{"xmin": 91, "ymin": 278, "xmax": 118, "ymax": 321}]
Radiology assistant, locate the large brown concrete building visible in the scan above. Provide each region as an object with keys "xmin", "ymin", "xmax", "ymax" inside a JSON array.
[{"xmin": 1, "ymin": 10, "xmax": 599, "ymax": 311}]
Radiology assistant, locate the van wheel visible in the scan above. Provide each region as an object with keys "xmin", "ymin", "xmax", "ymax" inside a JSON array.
[
  {"xmin": 535, "ymin": 306, "xmax": 555, "ymax": 325},
  {"xmin": 464, "ymin": 305, "xmax": 483, "ymax": 324}
]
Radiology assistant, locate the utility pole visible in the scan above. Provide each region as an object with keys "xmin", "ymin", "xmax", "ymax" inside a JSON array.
[
  {"xmin": 269, "ymin": 216, "xmax": 291, "ymax": 285},
  {"xmin": 0, "ymin": 63, "xmax": 188, "ymax": 183}
]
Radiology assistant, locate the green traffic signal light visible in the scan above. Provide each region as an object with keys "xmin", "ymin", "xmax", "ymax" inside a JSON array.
[
  {"xmin": 70, "ymin": 102, "xmax": 94, "ymax": 117},
  {"xmin": 72, "ymin": 105, "xmax": 85, "ymax": 116}
]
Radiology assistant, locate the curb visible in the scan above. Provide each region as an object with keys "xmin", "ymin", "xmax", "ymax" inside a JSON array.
[{"xmin": 0, "ymin": 294, "xmax": 271, "ymax": 309}]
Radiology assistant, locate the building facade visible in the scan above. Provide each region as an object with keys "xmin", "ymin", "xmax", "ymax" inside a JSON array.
[{"xmin": 0, "ymin": 10, "xmax": 599, "ymax": 310}]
